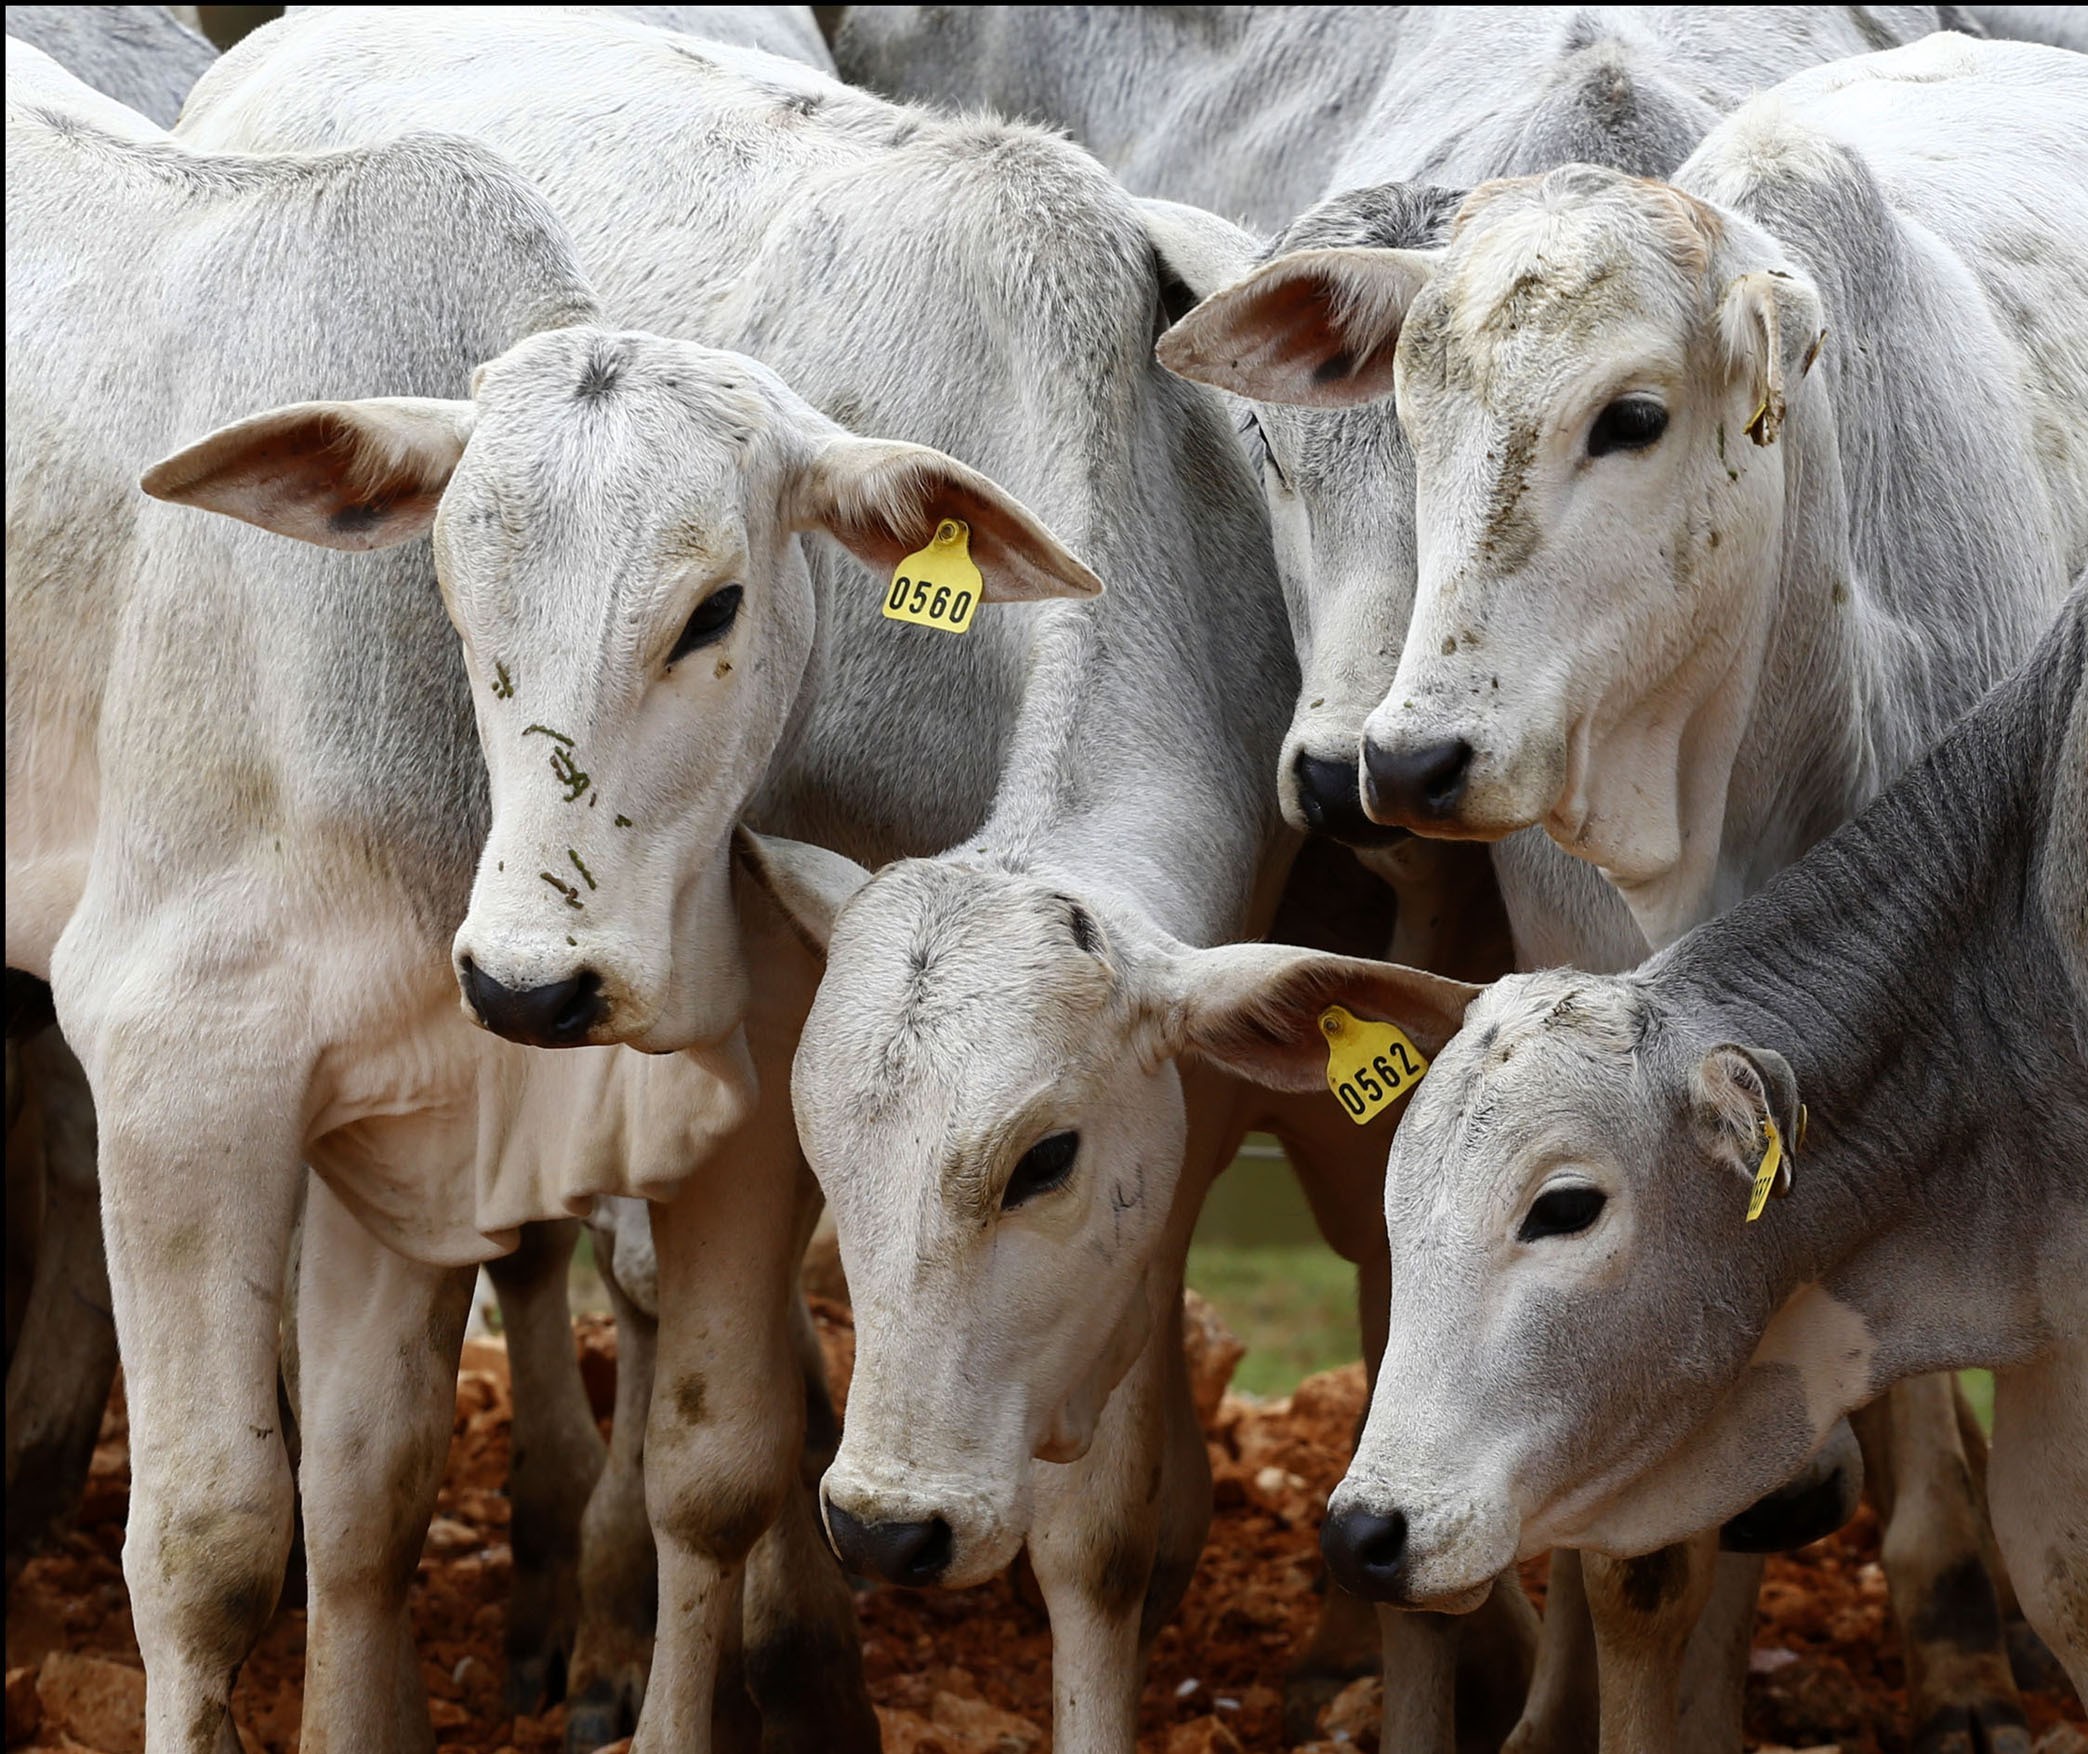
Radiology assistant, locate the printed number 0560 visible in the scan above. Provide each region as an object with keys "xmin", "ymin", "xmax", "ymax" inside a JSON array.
[{"xmin": 888, "ymin": 574, "xmax": 974, "ymax": 623}]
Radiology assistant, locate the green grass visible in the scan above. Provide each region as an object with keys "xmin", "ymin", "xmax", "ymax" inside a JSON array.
[{"xmin": 1184, "ymin": 1242, "xmax": 1361, "ymax": 1398}]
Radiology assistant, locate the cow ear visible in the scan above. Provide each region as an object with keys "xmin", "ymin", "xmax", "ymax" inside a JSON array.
[
  {"xmin": 1718, "ymin": 270, "xmax": 1825, "ymax": 447},
  {"xmin": 1138, "ymin": 197, "xmax": 1262, "ymax": 327},
  {"xmin": 141, "ymin": 397, "xmax": 477, "ymax": 551},
  {"xmin": 1148, "ymin": 941, "xmax": 1482, "ymax": 1093},
  {"xmin": 794, "ymin": 436, "xmax": 1103, "ymax": 604},
  {"xmin": 732, "ymin": 828, "xmax": 871, "ymax": 957},
  {"xmin": 1157, "ymin": 245, "xmax": 1436, "ymax": 408},
  {"xmin": 1693, "ymin": 1042, "xmax": 1803, "ymax": 1183}
]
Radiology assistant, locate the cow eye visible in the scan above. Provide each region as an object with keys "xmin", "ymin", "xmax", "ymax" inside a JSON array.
[
  {"xmin": 1587, "ymin": 398, "xmax": 1667, "ymax": 458},
  {"xmin": 668, "ymin": 584, "xmax": 742, "ymax": 664},
  {"xmin": 1002, "ymin": 1131, "xmax": 1079, "ymax": 1212},
  {"xmin": 1517, "ymin": 1184, "xmax": 1606, "ymax": 1242}
]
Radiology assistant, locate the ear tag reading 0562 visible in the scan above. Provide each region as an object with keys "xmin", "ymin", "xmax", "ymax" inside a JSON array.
[
  {"xmin": 1321, "ymin": 1005, "xmax": 1428, "ymax": 1127},
  {"xmin": 885, "ymin": 518, "xmax": 983, "ymax": 634}
]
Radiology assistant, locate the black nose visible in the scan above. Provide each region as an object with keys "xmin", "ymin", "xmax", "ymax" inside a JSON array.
[
  {"xmin": 458, "ymin": 956, "xmax": 605, "ymax": 1048},
  {"xmin": 1292, "ymin": 753, "xmax": 1413, "ymax": 849},
  {"xmin": 823, "ymin": 1502, "xmax": 953, "ymax": 1588},
  {"xmin": 1321, "ymin": 1504, "xmax": 1409, "ymax": 1602},
  {"xmin": 1362, "ymin": 737, "xmax": 1474, "ymax": 825}
]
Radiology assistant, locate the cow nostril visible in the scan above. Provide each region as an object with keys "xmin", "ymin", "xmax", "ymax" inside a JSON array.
[
  {"xmin": 458, "ymin": 957, "xmax": 607, "ymax": 1048},
  {"xmin": 896, "ymin": 1516, "xmax": 954, "ymax": 1586},
  {"xmin": 552, "ymin": 969, "xmax": 603, "ymax": 1040},
  {"xmin": 1320, "ymin": 1504, "xmax": 1410, "ymax": 1602},
  {"xmin": 823, "ymin": 1501, "xmax": 954, "ymax": 1588},
  {"xmin": 1292, "ymin": 751, "xmax": 1414, "ymax": 849},
  {"xmin": 1361, "ymin": 737, "xmax": 1475, "ymax": 825}
]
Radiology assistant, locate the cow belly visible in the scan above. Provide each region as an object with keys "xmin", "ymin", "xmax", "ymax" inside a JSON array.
[{"xmin": 304, "ymin": 1029, "xmax": 754, "ymax": 1267}]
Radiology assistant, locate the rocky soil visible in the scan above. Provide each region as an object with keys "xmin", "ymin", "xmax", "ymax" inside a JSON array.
[{"xmin": 6, "ymin": 1300, "xmax": 2082, "ymax": 1754}]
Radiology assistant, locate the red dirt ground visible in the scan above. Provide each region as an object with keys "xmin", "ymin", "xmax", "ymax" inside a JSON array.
[{"xmin": 6, "ymin": 1305, "xmax": 2082, "ymax": 1754}]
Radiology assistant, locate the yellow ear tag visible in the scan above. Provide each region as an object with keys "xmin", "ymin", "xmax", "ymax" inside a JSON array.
[
  {"xmin": 1746, "ymin": 1117, "xmax": 1784, "ymax": 1223},
  {"xmin": 1320, "ymin": 1005, "xmax": 1428, "ymax": 1127},
  {"xmin": 884, "ymin": 518, "xmax": 983, "ymax": 634}
]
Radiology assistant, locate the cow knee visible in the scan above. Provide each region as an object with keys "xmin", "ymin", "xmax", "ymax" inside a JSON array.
[
  {"xmin": 646, "ymin": 1369, "xmax": 795, "ymax": 1569},
  {"xmin": 127, "ymin": 1451, "xmax": 292, "ymax": 1668}
]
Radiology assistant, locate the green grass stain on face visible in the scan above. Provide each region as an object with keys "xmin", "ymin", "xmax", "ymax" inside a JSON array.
[
  {"xmin": 540, "ymin": 871, "xmax": 584, "ymax": 910},
  {"xmin": 521, "ymin": 723, "xmax": 573, "ymax": 747},
  {"xmin": 568, "ymin": 848, "xmax": 597, "ymax": 891},
  {"xmin": 491, "ymin": 661, "xmax": 515, "ymax": 700},
  {"xmin": 548, "ymin": 746, "xmax": 590, "ymax": 803},
  {"xmin": 614, "ymin": 814, "xmax": 633, "ymax": 829}
]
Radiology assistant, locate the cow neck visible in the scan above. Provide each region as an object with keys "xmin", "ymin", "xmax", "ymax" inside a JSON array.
[
  {"xmin": 948, "ymin": 408, "xmax": 1296, "ymax": 951},
  {"xmin": 1649, "ymin": 615, "xmax": 2086, "ymax": 1376}
]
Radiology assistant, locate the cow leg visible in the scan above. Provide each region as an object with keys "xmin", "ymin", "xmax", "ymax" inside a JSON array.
[
  {"xmin": 88, "ymin": 1042, "xmax": 301, "ymax": 1752},
  {"xmin": 1503, "ymin": 1550, "xmax": 1602, "ymax": 1754},
  {"xmin": 568, "ymin": 1243, "xmax": 660, "ymax": 1752},
  {"xmin": 1856, "ymin": 1373, "xmax": 2032, "ymax": 1754},
  {"xmin": 1987, "ymin": 1345, "xmax": 2088, "ymax": 1697},
  {"xmin": 1026, "ymin": 1292, "xmax": 1201, "ymax": 1754},
  {"xmin": 741, "ymin": 1290, "xmax": 880, "ymax": 1754},
  {"xmin": 1284, "ymin": 1239, "xmax": 1390, "ymax": 1740},
  {"xmin": 1270, "ymin": 1173, "xmax": 1534, "ymax": 1754},
  {"xmin": 295, "ymin": 1174, "xmax": 474, "ymax": 1753},
  {"xmin": 1955, "ymin": 1379, "xmax": 2071, "ymax": 1695},
  {"xmin": 1674, "ymin": 1554, "xmax": 1762, "ymax": 1754},
  {"xmin": 1579, "ymin": 1534, "xmax": 1722, "ymax": 1754},
  {"xmin": 490, "ymin": 1217, "xmax": 606, "ymax": 1714},
  {"xmin": 630, "ymin": 1153, "xmax": 808, "ymax": 1754},
  {"xmin": 5, "ymin": 1031, "xmax": 119, "ymax": 1578}
]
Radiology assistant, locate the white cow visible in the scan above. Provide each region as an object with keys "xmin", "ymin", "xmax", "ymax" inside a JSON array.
[
  {"xmin": 1165, "ymin": 31, "xmax": 2088, "ymax": 1754},
  {"xmin": 835, "ymin": 5, "xmax": 1406, "ymax": 231},
  {"xmin": 177, "ymin": 10, "xmax": 1542, "ymax": 1751},
  {"xmin": 1331, "ymin": 585, "xmax": 2088, "ymax": 1696},
  {"xmin": 864, "ymin": 5, "xmax": 2010, "ymax": 1748},
  {"xmin": 10, "ymin": 36, "xmax": 1092, "ymax": 1751},
  {"xmin": 4, "ymin": 3, "xmax": 215, "ymax": 125}
]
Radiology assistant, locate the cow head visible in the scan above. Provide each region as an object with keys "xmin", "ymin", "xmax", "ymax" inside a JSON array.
[
  {"xmin": 1155, "ymin": 185, "xmax": 1467, "ymax": 856},
  {"xmin": 1330, "ymin": 966, "xmax": 1833, "ymax": 1608},
  {"xmin": 1163, "ymin": 168, "xmax": 1826, "ymax": 936},
  {"xmin": 740, "ymin": 834, "xmax": 1477, "ymax": 1588},
  {"xmin": 144, "ymin": 326, "xmax": 1099, "ymax": 1052}
]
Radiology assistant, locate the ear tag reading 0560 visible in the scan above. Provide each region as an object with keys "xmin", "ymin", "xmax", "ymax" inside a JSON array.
[
  {"xmin": 885, "ymin": 518, "xmax": 983, "ymax": 634},
  {"xmin": 1321, "ymin": 1005, "xmax": 1428, "ymax": 1127}
]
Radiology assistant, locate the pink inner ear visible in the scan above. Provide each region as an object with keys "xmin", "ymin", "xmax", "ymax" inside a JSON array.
[
  {"xmin": 146, "ymin": 406, "xmax": 453, "ymax": 552},
  {"xmin": 1169, "ymin": 265, "xmax": 1399, "ymax": 408}
]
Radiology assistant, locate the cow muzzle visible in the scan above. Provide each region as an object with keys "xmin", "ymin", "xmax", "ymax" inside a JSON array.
[
  {"xmin": 819, "ymin": 1462, "xmax": 1024, "ymax": 1591},
  {"xmin": 457, "ymin": 955, "xmax": 607, "ymax": 1048},
  {"xmin": 1289, "ymin": 748, "xmax": 1414, "ymax": 849},
  {"xmin": 1321, "ymin": 1480, "xmax": 1513, "ymax": 1611}
]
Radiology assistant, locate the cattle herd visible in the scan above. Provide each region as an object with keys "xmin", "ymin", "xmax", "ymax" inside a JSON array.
[{"xmin": 4, "ymin": 5, "xmax": 2085, "ymax": 1753}]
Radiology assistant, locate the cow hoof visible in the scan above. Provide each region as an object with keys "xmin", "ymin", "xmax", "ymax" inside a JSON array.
[
  {"xmin": 565, "ymin": 1681, "xmax": 637, "ymax": 1754},
  {"xmin": 506, "ymin": 1638, "xmax": 572, "ymax": 1715},
  {"xmin": 1909, "ymin": 1701, "xmax": 2033, "ymax": 1754}
]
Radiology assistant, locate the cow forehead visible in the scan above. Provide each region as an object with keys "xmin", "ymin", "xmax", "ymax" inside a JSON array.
[
  {"xmin": 1395, "ymin": 972, "xmax": 1648, "ymax": 1189},
  {"xmin": 1409, "ymin": 170, "xmax": 1717, "ymax": 380},
  {"xmin": 800, "ymin": 863, "xmax": 1121, "ymax": 1130},
  {"xmin": 466, "ymin": 329, "xmax": 793, "ymax": 510}
]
